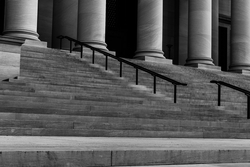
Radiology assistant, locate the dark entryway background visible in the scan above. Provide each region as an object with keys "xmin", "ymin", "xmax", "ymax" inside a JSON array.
[
  {"xmin": 219, "ymin": 26, "xmax": 228, "ymax": 71},
  {"xmin": 106, "ymin": 0, "xmax": 137, "ymax": 58},
  {"xmin": 0, "ymin": 0, "xmax": 5, "ymax": 35}
]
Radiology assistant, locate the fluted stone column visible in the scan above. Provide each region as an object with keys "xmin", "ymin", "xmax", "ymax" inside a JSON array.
[
  {"xmin": 134, "ymin": 0, "xmax": 165, "ymax": 60},
  {"xmin": 178, "ymin": 0, "xmax": 189, "ymax": 65},
  {"xmin": 229, "ymin": 0, "xmax": 250, "ymax": 71},
  {"xmin": 52, "ymin": 0, "xmax": 78, "ymax": 49},
  {"xmin": 77, "ymin": 0, "xmax": 107, "ymax": 50},
  {"xmin": 212, "ymin": 0, "xmax": 219, "ymax": 66},
  {"xmin": 3, "ymin": 0, "xmax": 39, "ymax": 40},
  {"xmin": 186, "ymin": 0, "xmax": 214, "ymax": 66}
]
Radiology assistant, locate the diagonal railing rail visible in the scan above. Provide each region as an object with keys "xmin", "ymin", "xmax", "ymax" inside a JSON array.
[
  {"xmin": 58, "ymin": 35, "xmax": 187, "ymax": 103},
  {"xmin": 210, "ymin": 80, "xmax": 250, "ymax": 119}
]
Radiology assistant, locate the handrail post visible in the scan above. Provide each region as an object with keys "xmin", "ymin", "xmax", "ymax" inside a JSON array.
[
  {"xmin": 105, "ymin": 55, "xmax": 108, "ymax": 70},
  {"xmin": 153, "ymin": 76, "xmax": 156, "ymax": 94},
  {"xmin": 248, "ymin": 95, "xmax": 250, "ymax": 119},
  {"xmin": 70, "ymin": 41, "xmax": 72, "ymax": 53},
  {"xmin": 120, "ymin": 61, "xmax": 122, "ymax": 77},
  {"xmin": 174, "ymin": 85, "xmax": 177, "ymax": 103},
  {"xmin": 92, "ymin": 50, "xmax": 95, "ymax": 64},
  {"xmin": 136, "ymin": 68, "xmax": 138, "ymax": 85},
  {"xmin": 218, "ymin": 84, "xmax": 221, "ymax": 106},
  {"xmin": 80, "ymin": 45, "xmax": 83, "ymax": 58}
]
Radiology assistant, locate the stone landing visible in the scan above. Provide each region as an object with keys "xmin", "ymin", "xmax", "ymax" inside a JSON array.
[{"xmin": 0, "ymin": 137, "xmax": 250, "ymax": 166}]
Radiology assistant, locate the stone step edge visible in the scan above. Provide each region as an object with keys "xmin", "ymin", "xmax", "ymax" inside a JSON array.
[
  {"xmin": 1, "ymin": 112, "xmax": 249, "ymax": 128},
  {"xmin": 1, "ymin": 148, "xmax": 250, "ymax": 166}
]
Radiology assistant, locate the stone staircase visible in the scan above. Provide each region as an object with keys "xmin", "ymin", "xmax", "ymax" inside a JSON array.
[
  {"xmin": 1, "ymin": 42, "xmax": 250, "ymax": 166},
  {"xmin": 0, "ymin": 42, "xmax": 249, "ymax": 138}
]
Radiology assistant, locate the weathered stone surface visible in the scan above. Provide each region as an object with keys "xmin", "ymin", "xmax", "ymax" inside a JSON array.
[{"xmin": 135, "ymin": 0, "xmax": 165, "ymax": 59}]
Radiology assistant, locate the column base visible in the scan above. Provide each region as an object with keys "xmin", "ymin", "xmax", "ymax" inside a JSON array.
[
  {"xmin": 185, "ymin": 57, "xmax": 214, "ymax": 66},
  {"xmin": 74, "ymin": 41, "xmax": 108, "ymax": 51},
  {"xmin": 0, "ymin": 35, "xmax": 26, "ymax": 46},
  {"xmin": 228, "ymin": 69, "xmax": 250, "ymax": 76},
  {"xmin": 0, "ymin": 33, "xmax": 40, "ymax": 46},
  {"xmin": 134, "ymin": 50, "xmax": 165, "ymax": 60},
  {"xmin": 229, "ymin": 64, "xmax": 250, "ymax": 71},
  {"xmin": 186, "ymin": 63, "xmax": 221, "ymax": 71},
  {"xmin": 3, "ymin": 29, "xmax": 39, "ymax": 41},
  {"xmin": 134, "ymin": 56, "xmax": 172, "ymax": 65},
  {"xmin": 229, "ymin": 64, "xmax": 250, "ymax": 76}
]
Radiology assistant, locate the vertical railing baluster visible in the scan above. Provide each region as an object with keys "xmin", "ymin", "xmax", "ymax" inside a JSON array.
[
  {"xmin": 136, "ymin": 68, "xmax": 138, "ymax": 85},
  {"xmin": 153, "ymin": 76, "xmax": 156, "ymax": 94},
  {"xmin": 218, "ymin": 84, "xmax": 221, "ymax": 106},
  {"xmin": 105, "ymin": 55, "xmax": 108, "ymax": 70},
  {"xmin": 120, "ymin": 61, "xmax": 123, "ymax": 77},
  {"xmin": 80, "ymin": 45, "xmax": 83, "ymax": 58},
  {"xmin": 92, "ymin": 50, "xmax": 95, "ymax": 64},
  {"xmin": 70, "ymin": 41, "xmax": 72, "ymax": 53},
  {"xmin": 174, "ymin": 85, "xmax": 177, "ymax": 103},
  {"xmin": 247, "ymin": 95, "xmax": 250, "ymax": 119}
]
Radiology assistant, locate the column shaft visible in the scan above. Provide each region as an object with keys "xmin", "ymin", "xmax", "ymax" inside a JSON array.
[
  {"xmin": 3, "ymin": 0, "xmax": 39, "ymax": 40},
  {"xmin": 178, "ymin": 0, "xmax": 189, "ymax": 65},
  {"xmin": 230, "ymin": 0, "xmax": 250, "ymax": 71},
  {"xmin": 77, "ymin": 0, "xmax": 107, "ymax": 50},
  {"xmin": 134, "ymin": 0, "xmax": 164, "ymax": 59},
  {"xmin": 186, "ymin": 0, "xmax": 214, "ymax": 66},
  {"xmin": 212, "ymin": 0, "xmax": 219, "ymax": 66}
]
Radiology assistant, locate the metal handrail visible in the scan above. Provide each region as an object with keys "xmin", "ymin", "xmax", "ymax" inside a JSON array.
[
  {"xmin": 58, "ymin": 35, "xmax": 187, "ymax": 103},
  {"xmin": 210, "ymin": 80, "xmax": 250, "ymax": 119}
]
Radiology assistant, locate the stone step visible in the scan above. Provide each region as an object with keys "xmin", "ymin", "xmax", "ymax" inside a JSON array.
[
  {"xmin": 0, "ymin": 114, "xmax": 248, "ymax": 135},
  {"xmin": 0, "ymin": 89, "xmax": 147, "ymax": 105},
  {"xmin": 12, "ymin": 73, "xmax": 127, "ymax": 86},
  {"xmin": 0, "ymin": 87, "xmax": 163, "ymax": 103},
  {"xmin": 6, "ymin": 79, "xmax": 139, "ymax": 92},
  {"xmin": 12, "ymin": 77, "xmax": 246, "ymax": 104},
  {"xmin": 0, "ymin": 119, "xmax": 73, "ymax": 129},
  {"xmin": 9, "ymin": 78, "xmax": 245, "ymax": 107},
  {"xmin": 21, "ymin": 45, "xmax": 67, "ymax": 56},
  {"xmin": 21, "ymin": 58, "xmax": 98, "ymax": 72},
  {"xmin": 0, "ymin": 102, "xmax": 246, "ymax": 122},
  {"xmin": 119, "ymin": 164, "xmax": 250, "ymax": 167},
  {"xmin": 1, "ymin": 112, "xmax": 249, "ymax": 129},
  {"xmin": 0, "ymin": 126, "xmax": 249, "ymax": 138}
]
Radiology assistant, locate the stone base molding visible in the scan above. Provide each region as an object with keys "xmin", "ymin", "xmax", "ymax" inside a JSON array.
[
  {"xmin": 3, "ymin": 0, "xmax": 39, "ymax": 41},
  {"xmin": 229, "ymin": 64, "xmax": 250, "ymax": 72},
  {"xmin": 134, "ymin": 50, "xmax": 165, "ymax": 60},
  {"xmin": 3, "ymin": 29, "xmax": 39, "ymax": 41},
  {"xmin": 186, "ymin": 57, "xmax": 215, "ymax": 66}
]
